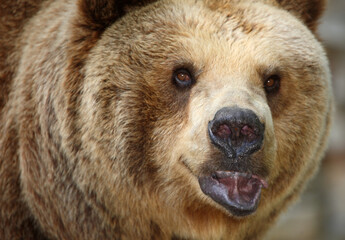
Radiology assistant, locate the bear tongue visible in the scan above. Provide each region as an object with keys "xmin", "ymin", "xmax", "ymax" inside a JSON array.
[{"xmin": 198, "ymin": 171, "xmax": 268, "ymax": 216}]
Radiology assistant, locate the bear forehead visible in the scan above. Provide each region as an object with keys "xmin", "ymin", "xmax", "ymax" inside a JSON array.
[{"xmin": 106, "ymin": 0, "xmax": 324, "ymax": 69}]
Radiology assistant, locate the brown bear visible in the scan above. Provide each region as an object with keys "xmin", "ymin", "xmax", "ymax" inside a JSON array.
[{"xmin": 0, "ymin": 0, "xmax": 333, "ymax": 239}]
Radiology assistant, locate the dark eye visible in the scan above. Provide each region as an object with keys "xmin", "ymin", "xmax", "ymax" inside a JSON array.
[
  {"xmin": 264, "ymin": 75, "xmax": 280, "ymax": 94},
  {"xmin": 173, "ymin": 69, "xmax": 194, "ymax": 88}
]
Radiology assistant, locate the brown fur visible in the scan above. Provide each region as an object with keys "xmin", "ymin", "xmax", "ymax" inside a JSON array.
[{"xmin": 0, "ymin": 0, "xmax": 332, "ymax": 239}]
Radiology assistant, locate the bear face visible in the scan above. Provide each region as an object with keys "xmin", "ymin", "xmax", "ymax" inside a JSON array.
[
  {"xmin": 79, "ymin": 0, "xmax": 330, "ymax": 218},
  {"xmin": 0, "ymin": 0, "xmax": 332, "ymax": 239}
]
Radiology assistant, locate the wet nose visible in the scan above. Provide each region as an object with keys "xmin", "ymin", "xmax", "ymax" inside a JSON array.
[{"xmin": 208, "ymin": 107, "xmax": 265, "ymax": 159}]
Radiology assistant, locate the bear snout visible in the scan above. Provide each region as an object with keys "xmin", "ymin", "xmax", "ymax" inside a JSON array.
[{"xmin": 208, "ymin": 107, "xmax": 265, "ymax": 159}]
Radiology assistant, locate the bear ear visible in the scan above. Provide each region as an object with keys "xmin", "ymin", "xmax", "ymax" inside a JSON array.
[
  {"xmin": 77, "ymin": 0, "xmax": 156, "ymax": 31},
  {"xmin": 275, "ymin": 0, "xmax": 327, "ymax": 32}
]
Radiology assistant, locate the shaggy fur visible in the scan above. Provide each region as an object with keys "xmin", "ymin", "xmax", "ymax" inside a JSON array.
[{"xmin": 0, "ymin": 0, "xmax": 333, "ymax": 239}]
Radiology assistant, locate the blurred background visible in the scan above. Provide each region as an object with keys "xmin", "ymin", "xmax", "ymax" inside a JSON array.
[{"xmin": 266, "ymin": 0, "xmax": 345, "ymax": 239}]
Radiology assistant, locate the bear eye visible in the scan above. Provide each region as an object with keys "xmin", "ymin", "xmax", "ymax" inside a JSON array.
[
  {"xmin": 173, "ymin": 69, "xmax": 194, "ymax": 88},
  {"xmin": 264, "ymin": 75, "xmax": 280, "ymax": 93}
]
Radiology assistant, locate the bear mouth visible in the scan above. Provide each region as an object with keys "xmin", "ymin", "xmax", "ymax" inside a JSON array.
[{"xmin": 198, "ymin": 171, "xmax": 268, "ymax": 216}]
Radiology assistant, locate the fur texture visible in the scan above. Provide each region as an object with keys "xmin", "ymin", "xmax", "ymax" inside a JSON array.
[{"xmin": 0, "ymin": 0, "xmax": 332, "ymax": 239}]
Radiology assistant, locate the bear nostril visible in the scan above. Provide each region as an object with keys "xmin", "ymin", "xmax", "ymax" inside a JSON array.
[
  {"xmin": 241, "ymin": 125, "xmax": 257, "ymax": 142},
  {"xmin": 216, "ymin": 124, "xmax": 232, "ymax": 139}
]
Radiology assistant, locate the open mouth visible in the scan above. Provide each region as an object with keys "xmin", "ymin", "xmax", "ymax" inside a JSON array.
[{"xmin": 198, "ymin": 171, "xmax": 268, "ymax": 216}]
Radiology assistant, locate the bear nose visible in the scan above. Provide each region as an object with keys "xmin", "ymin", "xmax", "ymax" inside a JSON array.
[{"xmin": 208, "ymin": 107, "xmax": 265, "ymax": 159}]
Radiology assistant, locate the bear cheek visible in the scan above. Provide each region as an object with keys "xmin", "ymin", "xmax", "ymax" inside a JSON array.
[{"xmin": 167, "ymin": 105, "xmax": 211, "ymax": 175}]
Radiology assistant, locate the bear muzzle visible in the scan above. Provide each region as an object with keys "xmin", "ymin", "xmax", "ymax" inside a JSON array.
[{"xmin": 199, "ymin": 107, "xmax": 268, "ymax": 216}]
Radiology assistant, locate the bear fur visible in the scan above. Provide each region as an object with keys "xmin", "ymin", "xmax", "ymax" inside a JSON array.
[{"xmin": 0, "ymin": 0, "xmax": 333, "ymax": 239}]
